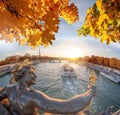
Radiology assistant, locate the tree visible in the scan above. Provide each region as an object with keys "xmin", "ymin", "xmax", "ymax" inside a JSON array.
[
  {"xmin": 0, "ymin": 0, "xmax": 119, "ymax": 47},
  {"xmin": 78, "ymin": 0, "xmax": 120, "ymax": 44},
  {"xmin": 0, "ymin": 0, "xmax": 79, "ymax": 47}
]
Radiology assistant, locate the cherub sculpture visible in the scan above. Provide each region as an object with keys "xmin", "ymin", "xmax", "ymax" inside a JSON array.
[{"xmin": 0, "ymin": 60, "xmax": 96, "ymax": 115}]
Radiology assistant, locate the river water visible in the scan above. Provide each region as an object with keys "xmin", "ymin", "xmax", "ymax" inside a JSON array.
[{"xmin": 0, "ymin": 62, "xmax": 120, "ymax": 114}]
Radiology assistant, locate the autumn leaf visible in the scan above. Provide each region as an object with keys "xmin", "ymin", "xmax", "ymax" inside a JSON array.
[
  {"xmin": 0, "ymin": 0, "xmax": 79, "ymax": 47},
  {"xmin": 78, "ymin": 0, "xmax": 120, "ymax": 44}
]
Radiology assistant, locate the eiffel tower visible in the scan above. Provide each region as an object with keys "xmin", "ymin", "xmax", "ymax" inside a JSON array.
[{"xmin": 39, "ymin": 47, "xmax": 41, "ymax": 60}]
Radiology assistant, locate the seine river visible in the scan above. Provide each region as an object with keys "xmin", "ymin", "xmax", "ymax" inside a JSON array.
[{"xmin": 0, "ymin": 62, "xmax": 120, "ymax": 114}]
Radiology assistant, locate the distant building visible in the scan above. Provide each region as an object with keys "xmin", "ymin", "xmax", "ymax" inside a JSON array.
[
  {"xmin": 5, "ymin": 55, "xmax": 21, "ymax": 64},
  {"xmin": 31, "ymin": 55, "xmax": 39, "ymax": 60},
  {"xmin": 6, "ymin": 55, "xmax": 21, "ymax": 60}
]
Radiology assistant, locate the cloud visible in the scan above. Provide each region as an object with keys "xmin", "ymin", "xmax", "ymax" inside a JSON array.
[
  {"xmin": 0, "ymin": 40, "xmax": 31, "ymax": 59},
  {"xmin": 104, "ymin": 48, "xmax": 111, "ymax": 52}
]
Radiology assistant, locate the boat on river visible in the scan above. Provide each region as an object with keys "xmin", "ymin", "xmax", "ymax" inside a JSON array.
[
  {"xmin": 0, "ymin": 65, "xmax": 11, "ymax": 77},
  {"xmin": 100, "ymin": 72, "xmax": 120, "ymax": 84},
  {"xmin": 61, "ymin": 64, "xmax": 77, "ymax": 78}
]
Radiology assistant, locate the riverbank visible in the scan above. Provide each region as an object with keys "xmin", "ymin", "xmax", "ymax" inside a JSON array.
[
  {"xmin": 87, "ymin": 63, "xmax": 120, "ymax": 84},
  {"xmin": 0, "ymin": 65, "xmax": 11, "ymax": 77},
  {"xmin": 0, "ymin": 60, "xmax": 40, "ymax": 77}
]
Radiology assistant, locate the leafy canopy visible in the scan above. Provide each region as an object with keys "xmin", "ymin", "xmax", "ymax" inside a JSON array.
[
  {"xmin": 78, "ymin": 0, "xmax": 120, "ymax": 44},
  {"xmin": 0, "ymin": 0, "xmax": 79, "ymax": 47},
  {"xmin": 0, "ymin": 0, "xmax": 119, "ymax": 47}
]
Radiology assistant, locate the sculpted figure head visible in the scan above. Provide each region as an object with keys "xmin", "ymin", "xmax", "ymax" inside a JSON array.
[{"xmin": 10, "ymin": 59, "xmax": 37, "ymax": 87}]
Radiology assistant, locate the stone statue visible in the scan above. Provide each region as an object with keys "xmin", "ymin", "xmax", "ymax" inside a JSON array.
[{"xmin": 0, "ymin": 60, "xmax": 96, "ymax": 115}]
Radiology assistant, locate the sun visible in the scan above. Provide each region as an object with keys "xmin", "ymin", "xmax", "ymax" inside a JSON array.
[{"xmin": 63, "ymin": 47, "xmax": 82, "ymax": 58}]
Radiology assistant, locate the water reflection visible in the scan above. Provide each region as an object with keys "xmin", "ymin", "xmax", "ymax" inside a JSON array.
[{"xmin": 0, "ymin": 62, "xmax": 120, "ymax": 113}]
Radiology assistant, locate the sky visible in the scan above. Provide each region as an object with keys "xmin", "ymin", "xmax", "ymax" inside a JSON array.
[{"xmin": 0, "ymin": 0, "xmax": 120, "ymax": 60}]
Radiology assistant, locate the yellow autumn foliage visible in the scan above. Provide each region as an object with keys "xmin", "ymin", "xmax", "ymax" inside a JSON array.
[
  {"xmin": 0, "ymin": 0, "xmax": 79, "ymax": 47},
  {"xmin": 78, "ymin": 0, "xmax": 120, "ymax": 44},
  {"xmin": 0, "ymin": 0, "xmax": 119, "ymax": 47}
]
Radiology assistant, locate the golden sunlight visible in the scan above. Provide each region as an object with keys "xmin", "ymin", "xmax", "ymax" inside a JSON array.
[{"xmin": 63, "ymin": 47, "xmax": 82, "ymax": 58}]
